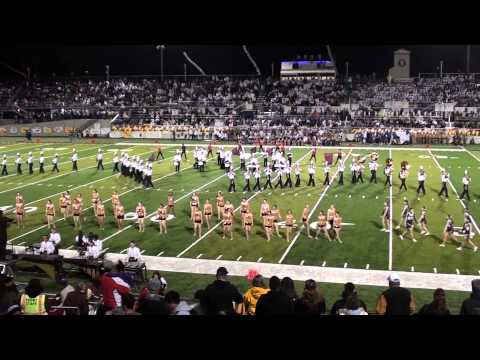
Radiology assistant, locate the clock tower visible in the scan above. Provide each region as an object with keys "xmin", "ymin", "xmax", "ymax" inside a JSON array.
[{"xmin": 388, "ymin": 48, "xmax": 411, "ymax": 81}]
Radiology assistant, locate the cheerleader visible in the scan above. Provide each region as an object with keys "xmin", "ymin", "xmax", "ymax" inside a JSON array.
[
  {"xmin": 302, "ymin": 205, "xmax": 312, "ymax": 239},
  {"xmin": 193, "ymin": 207, "xmax": 203, "ymax": 238},
  {"xmin": 418, "ymin": 206, "xmax": 430, "ymax": 236},
  {"xmin": 315, "ymin": 211, "xmax": 331, "ymax": 242},
  {"xmin": 157, "ymin": 204, "xmax": 168, "ymax": 234},
  {"xmin": 333, "ymin": 211, "xmax": 343, "ymax": 244},
  {"xmin": 263, "ymin": 210, "xmax": 274, "ymax": 242},
  {"xmin": 72, "ymin": 199, "xmax": 82, "ymax": 230},
  {"xmin": 96, "ymin": 199, "xmax": 105, "ymax": 230},
  {"xmin": 285, "ymin": 209, "xmax": 295, "ymax": 243},
  {"xmin": 271, "ymin": 205, "xmax": 282, "ymax": 238},
  {"xmin": 457, "ymin": 219, "xmax": 478, "ymax": 252},
  {"xmin": 243, "ymin": 206, "xmax": 254, "ymax": 240},
  {"xmin": 381, "ymin": 201, "xmax": 390, "ymax": 232},
  {"xmin": 167, "ymin": 192, "xmax": 175, "ymax": 215},
  {"xmin": 111, "ymin": 191, "xmax": 120, "ymax": 217},
  {"xmin": 203, "ymin": 199, "xmax": 213, "ymax": 229},
  {"xmin": 216, "ymin": 191, "xmax": 225, "ymax": 220},
  {"xmin": 136, "ymin": 202, "xmax": 146, "ymax": 233},
  {"xmin": 116, "ymin": 202, "xmax": 125, "ymax": 229},
  {"xmin": 59, "ymin": 193, "xmax": 68, "ymax": 220},
  {"xmin": 222, "ymin": 207, "xmax": 234, "ymax": 241},
  {"xmin": 45, "ymin": 199, "xmax": 56, "ymax": 229},
  {"xmin": 190, "ymin": 192, "xmax": 200, "ymax": 221},
  {"xmin": 440, "ymin": 215, "xmax": 461, "ymax": 248},
  {"xmin": 91, "ymin": 189, "xmax": 100, "ymax": 216},
  {"xmin": 15, "ymin": 193, "xmax": 25, "ymax": 229},
  {"xmin": 399, "ymin": 208, "xmax": 417, "ymax": 243}
]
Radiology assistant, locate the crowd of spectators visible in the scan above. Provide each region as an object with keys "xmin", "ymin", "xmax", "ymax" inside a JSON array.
[{"xmin": 2, "ymin": 263, "xmax": 480, "ymax": 316}]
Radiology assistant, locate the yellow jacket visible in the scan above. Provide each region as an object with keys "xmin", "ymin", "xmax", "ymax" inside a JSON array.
[{"xmin": 241, "ymin": 287, "xmax": 270, "ymax": 315}]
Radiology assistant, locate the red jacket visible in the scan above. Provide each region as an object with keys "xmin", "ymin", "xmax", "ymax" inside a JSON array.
[{"xmin": 100, "ymin": 274, "xmax": 131, "ymax": 311}]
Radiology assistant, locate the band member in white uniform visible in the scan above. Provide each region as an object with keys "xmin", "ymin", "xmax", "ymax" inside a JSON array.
[
  {"xmin": 52, "ymin": 154, "xmax": 59, "ymax": 172},
  {"xmin": 252, "ymin": 168, "xmax": 261, "ymax": 191},
  {"xmin": 460, "ymin": 170, "xmax": 471, "ymax": 201},
  {"xmin": 96, "ymin": 149, "xmax": 104, "ymax": 170},
  {"xmin": 174, "ymin": 151, "xmax": 181, "ymax": 173},
  {"xmin": 263, "ymin": 166, "xmax": 273, "ymax": 190},
  {"xmin": 439, "ymin": 170, "xmax": 449, "ymax": 198},
  {"xmin": 27, "ymin": 152, "xmax": 34, "ymax": 174},
  {"xmin": 307, "ymin": 161, "xmax": 316, "ymax": 186},
  {"xmin": 71, "ymin": 149, "xmax": 79, "ymax": 171},
  {"xmin": 228, "ymin": 169, "xmax": 236, "ymax": 193},
  {"xmin": 399, "ymin": 168, "xmax": 408, "ymax": 191},
  {"xmin": 39, "ymin": 151, "xmax": 45, "ymax": 173},
  {"xmin": 1, "ymin": 155, "xmax": 7, "ymax": 175},
  {"xmin": 294, "ymin": 162, "xmax": 301, "ymax": 187},
  {"xmin": 338, "ymin": 159, "xmax": 345, "ymax": 185},
  {"xmin": 369, "ymin": 159, "xmax": 378, "ymax": 183},
  {"xmin": 112, "ymin": 151, "xmax": 120, "ymax": 173},
  {"xmin": 416, "ymin": 166, "xmax": 426, "ymax": 195},
  {"xmin": 15, "ymin": 153, "xmax": 22, "ymax": 175},
  {"xmin": 243, "ymin": 170, "xmax": 251, "ymax": 192},
  {"xmin": 323, "ymin": 161, "xmax": 330, "ymax": 186}
]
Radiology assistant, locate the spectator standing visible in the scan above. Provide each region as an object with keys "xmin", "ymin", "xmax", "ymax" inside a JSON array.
[
  {"xmin": 165, "ymin": 290, "xmax": 192, "ymax": 315},
  {"xmin": 417, "ymin": 288, "xmax": 450, "ymax": 315},
  {"xmin": 460, "ymin": 279, "xmax": 480, "ymax": 315},
  {"xmin": 0, "ymin": 276, "xmax": 20, "ymax": 315},
  {"xmin": 240, "ymin": 274, "xmax": 270, "ymax": 315},
  {"xmin": 294, "ymin": 279, "xmax": 326, "ymax": 315},
  {"xmin": 191, "ymin": 290, "xmax": 208, "ymax": 315},
  {"xmin": 375, "ymin": 273, "xmax": 415, "ymax": 315},
  {"xmin": 330, "ymin": 282, "xmax": 367, "ymax": 315},
  {"xmin": 58, "ymin": 277, "xmax": 75, "ymax": 305},
  {"xmin": 280, "ymin": 277, "xmax": 298, "ymax": 308},
  {"xmin": 203, "ymin": 267, "xmax": 243, "ymax": 315},
  {"xmin": 256, "ymin": 276, "xmax": 294, "ymax": 315},
  {"xmin": 19, "ymin": 279, "xmax": 47, "ymax": 315}
]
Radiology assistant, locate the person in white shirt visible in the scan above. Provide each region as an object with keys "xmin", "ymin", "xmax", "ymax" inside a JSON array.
[
  {"xmin": 219, "ymin": 147, "xmax": 225, "ymax": 169},
  {"xmin": 15, "ymin": 153, "xmax": 22, "ymax": 175},
  {"xmin": 174, "ymin": 152, "xmax": 181, "ymax": 173},
  {"xmin": 239, "ymin": 150, "xmax": 246, "ymax": 171},
  {"xmin": 338, "ymin": 159, "xmax": 345, "ymax": 185},
  {"xmin": 52, "ymin": 154, "xmax": 59, "ymax": 172},
  {"xmin": 350, "ymin": 161, "xmax": 357, "ymax": 184},
  {"xmin": 307, "ymin": 161, "xmax": 316, "ymax": 186},
  {"xmin": 71, "ymin": 149, "xmax": 79, "ymax": 171},
  {"xmin": 323, "ymin": 161, "xmax": 330, "ymax": 186},
  {"xmin": 96, "ymin": 149, "xmax": 104, "ymax": 170},
  {"xmin": 252, "ymin": 168, "xmax": 262, "ymax": 191},
  {"xmin": 38, "ymin": 235, "xmax": 55, "ymax": 255},
  {"xmin": 243, "ymin": 170, "xmax": 251, "ymax": 192},
  {"xmin": 416, "ymin": 166, "xmax": 426, "ymax": 195},
  {"xmin": 284, "ymin": 165, "xmax": 293, "ymax": 188},
  {"xmin": 294, "ymin": 163, "xmax": 301, "ymax": 187},
  {"xmin": 384, "ymin": 164, "xmax": 392, "ymax": 187},
  {"xmin": 1, "ymin": 155, "xmax": 7, "ymax": 176},
  {"xmin": 264, "ymin": 166, "xmax": 273, "ymax": 190},
  {"xmin": 438, "ymin": 170, "xmax": 448, "ymax": 198},
  {"xmin": 49, "ymin": 228, "xmax": 61, "ymax": 251},
  {"xmin": 112, "ymin": 151, "xmax": 119, "ymax": 173},
  {"xmin": 369, "ymin": 160, "xmax": 378, "ymax": 183},
  {"xmin": 39, "ymin": 151, "xmax": 45, "ymax": 173},
  {"xmin": 127, "ymin": 241, "xmax": 141, "ymax": 262},
  {"xmin": 227, "ymin": 169, "xmax": 236, "ymax": 193},
  {"xmin": 144, "ymin": 164, "xmax": 154, "ymax": 188},
  {"xmin": 460, "ymin": 170, "xmax": 471, "ymax": 201},
  {"xmin": 198, "ymin": 151, "xmax": 205, "ymax": 172},
  {"xmin": 27, "ymin": 152, "xmax": 34, "ymax": 175}
]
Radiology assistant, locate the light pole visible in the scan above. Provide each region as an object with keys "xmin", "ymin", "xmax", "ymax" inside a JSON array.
[
  {"xmin": 105, "ymin": 64, "xmax": 110, "ymax": 82},
  {"xmin": 156, "ymin": 45, "xmax": 166, "ymax": 81},
  {"xmin": 466, "ymin": 45, "xmax": 471, "ymax": 73},
  {"xmin": 440, "ymin": 60, "xmax": 443, "ymax": 78}
]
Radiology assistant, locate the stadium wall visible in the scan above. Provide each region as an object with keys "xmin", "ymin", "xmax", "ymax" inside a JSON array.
[{"xmin": 0, "ymin": 119, "xmax": 93, "ymax": 137}]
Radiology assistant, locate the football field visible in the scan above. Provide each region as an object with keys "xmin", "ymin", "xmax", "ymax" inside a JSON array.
[{"xmin": 3, "ymin": 139, "xmax": 480, "ymax": 277}]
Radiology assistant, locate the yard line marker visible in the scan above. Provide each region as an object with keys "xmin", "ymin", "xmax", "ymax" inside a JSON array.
[
  {"xmin": 362, "ymin": 195, "xmax": 365, "ymax": 199},
  {"xmin": 411, "ymin": 266, "xmax": 415, "ymax": 272},
  {"xmin": 321, "ymin": 261, "xmax": 326, "ymax": 267},
  {"xmin": 196, "ymin": 253, "xmax": 203, "ymax": 259},
  {"xmin": 176, "ymin": 151, "xmax": 312, "ymax": 258},
  {"xmin": 119, "ymin": 248, "xmax": 127, "ymax": 254},
  {"xmin": 300, "ymin": 260, "xmax": 305, "ymax": 266},
  {"xmin": 47, "ymin": 184, "xmax": 52, "ymax": 187},
  {"xmin": 17, "ymin": 242, "xmax": 25, "ymax": 246},
  {"xmin": 375, "ymin": 196, "xmax": 378, "ymax": 199},
  {"xmin": 156, "ymin": 251, "xmax": 164, "ymax": 256},
  {"xmin": 66, "ymin": 245, "xmax": 74, "ymax": 250},
  {"xmin": 348, "ymin": 194, "xmax": 351, "ymax": 198},
  {"xmin": 335, "ymin": 194, "xmax": 338, "ymax": 198},
  {"xmin": 343, "ymin": 262, "xmax": 348, "ymax": 268},
  {"xmin": 236, "ymin": 256, "xmax": 242, "ymax": 261},
  {"xmin": 428, "ymin": 149, "xmax": 480, "ymax": 237},
  {"xmin": 365, "ymin": 264, "xmax": 370, "ymax": 270},
  {"xmin": 140, "ymin": 250, "xmax": 146, "ymax": 255},
  {"xmin": 433, "ymin": 267, "xmax": 437, "ymax": 273},
  {"xmin": 278, "ymin": 150, "xmax": 353, "ymax": 264},
  {"xmin": 294, "ymin": 193, "xmax": 298, "ymax": 197},
  {"xmin": 256, "ymin": 257, "xmax": 263, "ymax": 263},
  {"xmin": 215, "ymin": 254, "xmax": 223, "ymax": 260},
  {"xmin": 456, "ymin": 269, "xmax": 460, "ymax": 275},
  {"xmin": 388, "ymin": 149, "xmax": 393, "ymax": 271}
]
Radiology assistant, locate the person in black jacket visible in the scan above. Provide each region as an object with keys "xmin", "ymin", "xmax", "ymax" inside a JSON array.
[
  {"xmin": 203, "ymin": 267, "xmax": 243, "ymax": 315},
  {"xmin": 0, "ymin": 276, "xmax": 20, "ymax": 315},
  {"xmin": 256, "ymin": 276, "xmax": 294, "ymax": 315},
  {"xmin": 460, "ymin": 279, "xmax": 480, "ymax": 315},
  {"xmin": 375, "ymin": 273, "xmax": 415, "ymax": 315},
  {"xmin": 330, "ymin": 282, "xmax": 367, "ymax": 315},
  {"xmin": 0, "ymin": 210, "xmax": 14, "ymax": 260},
  {"xmin": 417, "ymin": 288, "xmax": 450, "ymax": 315},
  {"xmin": 280, "ymin": 277, "xmax": 298, "ymax": 308},
  {"xmin": 294, "ymin": 279, "xmax": 326, "ymax": 315}
]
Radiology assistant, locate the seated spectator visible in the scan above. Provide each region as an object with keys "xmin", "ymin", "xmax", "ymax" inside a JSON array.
[
  {"xmin": 190, "ymin": 290, "xmax": 208, "ymax": 316},
  {"xmin": 120, "ymin": 293, "xmax": 141, "ymax": 315},
  {"xmin": 330, "ymin": 282, "xmax": 367, "ymax": 315},
  {"xmin": 239, "ymin": 274, "xmax": 270, "ymax": 315},
  {"xmin": 0, "ymin": 276, "xmax": 20, "ymax": 315},
  {"xmin": 280, "ymin": 277, "xmax": 298, "ymax": 307},
  {"xmin": 63, "ymin": 283, "xmax": 91, "ymax": 315},
  {"xmin": 256, "ymin": 276, "xmax": 294, "ymax": 315},
  {"xmin": 460, "ymin": 279, "xmax": 480, "ymax": 315},
  {"xmin": 294, "ymin": 279, "xmax": 326, "ymax": 315},
  {"xmin": 375, "ymin": 273, "xmax": 415, "ymax": 315},
  {"xmin": 417, "ymin": 288, "xmax": 450, "ymax": 315},
  {"xmin": 165, "ymin": 290, "xmax": 192, "ymax": 315},
  {"xmin": 19, "ymin": 278, "xmax": 48, "ymax": 315},
  {"xmin": 58, "ymin": 276, "xmax": 75, "ymax": 305},
  {"xmin": 341, "ymin": 294, "xmax": 368, "ymax": 315},
  {"xmin": 137, "ymin": 272, "xmax": 167, "ymax": 304},
  {"xmin": 204, "ymin": 267, "xmax": 243, "ymax": 315}
]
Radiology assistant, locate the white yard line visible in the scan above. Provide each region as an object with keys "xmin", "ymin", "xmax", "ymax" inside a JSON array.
[
  {"xmin": 461, "ymin": 146, "xmax": 480, "ymax": 162},
  {"xmin": 428, "ymin": 149, "xmax": 480, "ymax": 235},
  {"xmin": 388, "ymin": 148, "xmax": 393, "ymax": 271},
  {"xmin": 101, "ymin": 157, "xmax": 228, "ymax": 244},
  {"xmin": 277, "ymin": 150, "xmax": 353, "ymax": 264},
  {"xmin": 176, "ymin": 150, "xmax": 312, "ymax": 258}
]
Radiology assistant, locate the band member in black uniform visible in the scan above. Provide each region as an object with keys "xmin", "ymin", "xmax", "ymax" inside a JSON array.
[
  {"xmin": 334, "ymin": 149, "xmax": 343, "ymax": 165},
  {"xmin": 323, "ymin": 162, "xmax": 330, "ymax": 186},
  {"xmin": 228, "ymin": 169, "xmax": 236, "ymax": 193},
  {"xmin": 263, "ymin": 166, "xmax": 273, "ymax": 190},
  {"xmin": 284, "ymin": 165, "xmax": 293, "ymax": 188},
  {"xmin": 307, "ymin": 162, "xmax": 316, "ymax": 186},
  {"xmin": 181, "ymin": 144, "xmax": 187, "ymax": 160},
  {"xmin": 156, "ymin": 145, "xmax": 165, "ymax": 160},
  {"xmin": 357, "ymin": 163, "xmax": 364, "ymax": 184},
  {"xmin": 96, "ymin": 149, "xmax": 104, "ymax": 170},
  {"xmin": 439, "ymin": 170, "xmax": 449, "ymax": 198},
  {"xmin": 399, "ymin": 169, "xmax": 407, "ymax": 191},
  {"xmin": 274, "ymin": 167, "xmax": 284, "ymax": 189},
  {"xmin": 252, "ymin": 168, "xmax": 262, "ymax": 191},
  {"xmin": 294, "ymin": 163, "xmax": 301, "ymax": 187},
  {"xmin": 416, "ymin": 166, "xmax": 426, "ymax": 195},
  {"xmin": 15, "ymin": 154, "xmax": 22, "ymax": 175},
  {"xmin": 1, "ymin": 155, "xmax": 7, "ymax": 175},
  {"xmin": 243, "ymin": 170, "xmax": 251, "ymax": 192},
  {"xmin": 27, "ymin": 152, "xmax": 34, "ymax": 174},
  {"xmin": 338, "ymin": 159, "xmax": 345, "ymax": 185},
  {"xmin": 460, "ymin": 171, "xmax": 471, "ymax": 201}
]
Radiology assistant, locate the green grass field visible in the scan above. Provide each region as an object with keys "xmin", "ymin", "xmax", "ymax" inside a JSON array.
[{"xmin": 3, "ymin": 139, "xmax": 480, "ymax": 277}]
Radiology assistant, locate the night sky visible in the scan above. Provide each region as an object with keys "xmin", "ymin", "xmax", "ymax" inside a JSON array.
[{"xmin": 0, "ymin": 45, "xmax": 476, "ymax": 80}]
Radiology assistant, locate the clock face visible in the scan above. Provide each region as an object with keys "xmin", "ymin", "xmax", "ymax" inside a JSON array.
[{"xmin": 398, "ymin": 59, "xmax": 407, "ymax": 67}]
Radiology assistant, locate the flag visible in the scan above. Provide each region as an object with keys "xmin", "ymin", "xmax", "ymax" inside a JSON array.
[{"xmin": 324, "ymin": 152, "xmax": 333, "ymax": 165}]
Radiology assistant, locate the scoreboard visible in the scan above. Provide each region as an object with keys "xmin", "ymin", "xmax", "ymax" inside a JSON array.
[{"xmin": 280, "ymin": 60, "xmax": 336, "ymax": 80}]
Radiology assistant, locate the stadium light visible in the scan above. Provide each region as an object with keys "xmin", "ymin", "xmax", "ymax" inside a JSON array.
[{"xmin": 156, "ymin": 45, "xmax": 166, "ymax": 81}]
